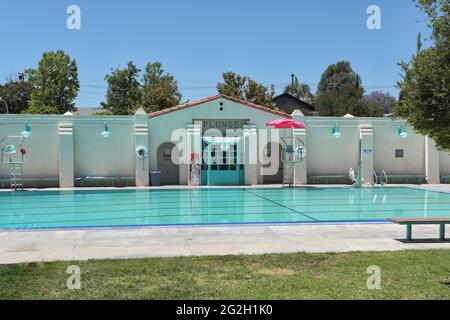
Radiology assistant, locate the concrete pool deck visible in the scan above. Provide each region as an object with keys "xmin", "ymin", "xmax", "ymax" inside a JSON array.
[{"xmin": 0, "ymin": 184, "xmax": 449, "ymax": 265}]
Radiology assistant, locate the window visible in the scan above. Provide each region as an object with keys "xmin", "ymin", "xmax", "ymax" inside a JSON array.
[
  {"xmin": 395, "ymin": 149, "xmax": 404, "ymax": 158},
  {"xmin": 163, "ymin": 149, "xmax": 172, "ymax": 161}
]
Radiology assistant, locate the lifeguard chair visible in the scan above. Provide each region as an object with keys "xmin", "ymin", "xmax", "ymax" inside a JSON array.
[{"xmin": 0, "ymin": 121, "xmax": 31, "ymax": 190}]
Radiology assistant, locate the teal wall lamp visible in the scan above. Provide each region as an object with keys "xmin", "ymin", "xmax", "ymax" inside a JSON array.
[
  {"xmin": 101, "ymin": 121, "xmax": 112, "ymax": 138},
  {"xmin": 332, "ymin": 123, "xmax": 342, "ymax": 139},
  {"xmin": 21, "ymin": 121, "xmax": 31, "ymax": 138},
  {"xmin": 397, "ymin": 124, "xmax": 409, "ymax": 139}
]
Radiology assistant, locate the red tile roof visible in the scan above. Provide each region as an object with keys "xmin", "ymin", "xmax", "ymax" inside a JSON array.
[{"xmin": 149, "ymin": 94, "xmax": 291, "ymax": 118}]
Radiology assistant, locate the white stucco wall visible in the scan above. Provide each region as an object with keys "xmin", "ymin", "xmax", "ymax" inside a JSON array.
[
  {"xmin": 0, "ymin": 115, "xmax": 59, "ymax": 179},
  {"xmin": 372, "ymin": 122, "xmax": 425, "ymax": 175},
  {"xmin": 72, "ymin": 117, "xmax": 135, "ymax": 178},
  {"xmin": 305, "ymin": 120, "xmax": 359, "ymax": 176},
  {"xmin": 0, "ymin": 115, "xmax": 135, "ymax": 180},
  {"xmin": 440, "ymin": 151, "xmax": 450, "ymax": 175}
]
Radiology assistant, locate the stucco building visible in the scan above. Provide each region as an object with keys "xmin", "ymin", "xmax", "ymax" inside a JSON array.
[{"xmin": 0, "ymin": 94, "xmax": 449, "ymax": 188}]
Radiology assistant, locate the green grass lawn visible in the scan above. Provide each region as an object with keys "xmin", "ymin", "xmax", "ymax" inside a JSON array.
[{"xmin": 0, "ymin": 250, "xmax": 449, "ymax": 300}]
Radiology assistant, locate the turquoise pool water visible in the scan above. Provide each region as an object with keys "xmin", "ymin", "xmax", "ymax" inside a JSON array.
[{"xmin": 0, "ymin": 187, "xmax": 449, "ymax": 230}]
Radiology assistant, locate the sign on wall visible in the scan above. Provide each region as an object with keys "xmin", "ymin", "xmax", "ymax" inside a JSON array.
[{"xmin": 196, "ymin": 119, "xmax": 249, "ymax": 133}]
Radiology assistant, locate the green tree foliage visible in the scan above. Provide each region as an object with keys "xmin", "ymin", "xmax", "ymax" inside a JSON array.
[
  {"xmin": 141, "ymin": 62, "xmax": 182, "ymax": 113},
  {"xmin": 101, "ymin": 62, "xmax": 142, "ymax": 115},
  {"xmin": 101, "ymin": 61, "xmax": 181, "ymax": 115},
  {"xmin": 217, "ymin": 72, "xmax": 277, "ymax": 109},
  {"xmin": 395, "ymin": 0, "xmax": 450, "ymax": 150},
  {"xmin": 92, "ymin": 110, "xmax": 113, "ymax": 116},
  {"xmin": 316, "ymin": 61, "xmax": 384, "ymax": 117},
  {"xmin": 216, "ymin": 72, "xmax": 247, "ymax": 99},
  {"xmin": 0, "ymin": 72, "xmax": 33, "ymax": 114},
  {"xmin": 317, "ymin": 61, "xmax": 361, "ymax": 95},
  {"xmin": 26, "ymin": 50, "xmax": 79, "ymax": 114},
  {"xmin": 284, "ymin": 75, "xmax": 314, "ymax": 103},
  {"xmin": 316, "ymin": 88, "xmax": 383, "ymax": 117}
]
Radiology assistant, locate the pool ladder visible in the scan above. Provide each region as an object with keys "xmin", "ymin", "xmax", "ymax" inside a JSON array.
[
  {"xmin": 380, "ymin": 170, "xmax": 388, "ymax": 186},
  {"xmin": 374, "ymin": 170, "xmax": 388, "ymax": 186},
  {"xmin": 283, "ymin": 162, "xmax": 295, "ymax": 187},
  {"xmin": 9, "ymin": 162, "xmax": 24, "ymax": 191}
]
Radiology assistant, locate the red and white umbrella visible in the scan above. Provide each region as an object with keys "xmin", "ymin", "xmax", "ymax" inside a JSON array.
[{"xmin": 265, "ymin": 118, "xmax": 305, "ymax": 129}]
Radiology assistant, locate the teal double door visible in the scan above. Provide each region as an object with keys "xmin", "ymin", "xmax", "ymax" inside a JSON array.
[{"xmin": 202, "ymin": 139, "xmax": 244, "ymax": 186}]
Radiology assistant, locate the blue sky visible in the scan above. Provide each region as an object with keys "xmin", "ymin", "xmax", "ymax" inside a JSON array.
[{"xmin": 0, "ymin": 0, "xmax": 430, "ymax": 108}]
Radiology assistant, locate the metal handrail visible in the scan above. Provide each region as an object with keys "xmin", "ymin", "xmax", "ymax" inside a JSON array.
[
  {"xmin": 381, "ymin": 170, "xmax": 388, "ymax": 185},
  {"xmin": 349, "ymin": 168, "xmax": 356, "ymax": 183},
  {"xmin": 373, "ymin": 170, "xmax": 379, "ymax": 185}
]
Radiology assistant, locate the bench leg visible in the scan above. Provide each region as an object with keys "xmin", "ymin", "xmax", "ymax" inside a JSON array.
[
  {"xmin": 440, "ymin": 224, "xmax": 445, "ymax": 241},
  {"xmin": 406, "ymin": 224, "xmax": 412, "ymax": 241}
]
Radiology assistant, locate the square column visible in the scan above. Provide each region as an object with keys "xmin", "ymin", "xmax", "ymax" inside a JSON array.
[
  {"xmin": 134, "ymin": 108, "xmax": 150, "ymax": 187},
  {"xmin": 359, "ymin": 125, "xmax": 374, "ymax": 184},
  {"xmin": 243, "ymin": 125, "xmax": 258, "ymax": 185},
  {"xmin": 293, "ymin": 127, "xmax": 307, "ymax": 184},
  {"xmin": 187, "ymin": 123, "xmax": 202, "ymax": 186},
  {"xmin": 425, "ymin": 136, "xmax": 440, "ymax": 184},
  {"xmin": 58, "ymin": 123, "xmax": 74, "ymax": 188},
  {"xmin": 291, "ymin": 110, "xmax": 307, "ymax": 184}
]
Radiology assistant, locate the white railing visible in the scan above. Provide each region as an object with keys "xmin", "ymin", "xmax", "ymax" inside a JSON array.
[
  {"xmin": 381, "ymin": 170, "xmax": 388, "ymax": 186},
  {"xmin": 349, "ymin": 168, "xmax": 356, "ymax": 184}
]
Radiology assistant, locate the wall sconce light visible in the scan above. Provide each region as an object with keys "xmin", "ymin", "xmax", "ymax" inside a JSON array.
[
  {"xmin": 101, "ymin": 121, "xmax": 112, "ymax": 138},
  {"xmin": 332, "ymin": 123, "xmax": 342, "ymax": 139},
  {"xmin": 397, "ymin": 124, "xmax": 408, "ymax": 139},
  {"xmin": 4, "ymin": 144, "xmax": 16, "ymax": 154},
  {"xmin": 21, "ymin": 121, "xmax": 31, "ymax": 138}
]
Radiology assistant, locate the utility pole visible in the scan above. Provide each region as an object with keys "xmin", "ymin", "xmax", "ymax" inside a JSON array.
[{"xmin": 291, "ymin": 74, "xmax": 295, "ymax": 95}]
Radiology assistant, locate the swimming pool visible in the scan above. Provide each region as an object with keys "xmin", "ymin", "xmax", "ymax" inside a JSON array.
[{"xmin": 0, "ymin": 187, "xmax": 449, "ymax": 230}]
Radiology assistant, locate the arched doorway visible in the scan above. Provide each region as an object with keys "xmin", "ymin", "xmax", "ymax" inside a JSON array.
[
  {"xmin": 157, "ymin": 142, "xmax": 180, "ymax": 185},
  {"xmin": 263, "ymin": 142, "xmax": 283, "ymax": 184}
]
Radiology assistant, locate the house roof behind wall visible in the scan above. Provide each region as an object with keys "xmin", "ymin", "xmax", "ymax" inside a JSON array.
[{"xmin": 149, "ymin": 94, "xmax": 291, "ymax": 118}]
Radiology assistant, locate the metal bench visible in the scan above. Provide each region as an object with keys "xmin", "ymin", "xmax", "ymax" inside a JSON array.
[
  {"xmin": 386, "ymin": 175, "xmax": 427, "ymax": 184},
  {"xmin": 389, "ymin": 218, "xmax": 450, "ymax": 241},
  {"xmin": 75, "ymin": 177, "xmax": 134, "ymax": 187},
  {"xmin": 307, "ymin": 175, "xmax": 351, "ymax": 185}
]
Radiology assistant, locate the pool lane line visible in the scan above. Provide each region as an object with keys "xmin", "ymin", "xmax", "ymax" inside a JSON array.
[
  {"xmin": 0, "ymin": 189, "xmax": 430, "ymax": 202},
  {"xmin": 1, "ymin": 203, "xmax": 448, "ymax": 219},
  {"xmin": 0, "ymin": 203, "xmax": 285, "ymax": 218},
  {"xmin": 0, "ymin": 219, "xmax": 392, "ymax": 232},
  {"xmin": 244, "ymin": 189, "xmax": 319, "ymax": 222},
  {"xmin": 0, "ymin": 210, "xmax": 307, "ymax": 227},
  {"xmin": 0, "ymin": 188, "xmax": 423, "ymax": 200},
  {"xmin": 3, "ymin": 198, "xmax": 449, "ymax": 213},
  {"xmin": 0, "ymin": 192, "xmax": 442, "ymax": 206}
]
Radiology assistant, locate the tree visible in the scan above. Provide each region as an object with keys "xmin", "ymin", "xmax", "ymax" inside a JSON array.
[
  {"xmin": 316, "ymin": 88, "xmax": 383, "ymax": 117},
  {"xmin": 364, "ymin": 91, "xmax": 397, "ymax": 114},
  {"xmin": 101, "ymin": 62, "xmax": 142, "ymax": 115},
  {"xmin": 0, "ymin": 72, "xmax": 34, "ymax": 114},
  {"xmin": 315, "ymin": 61, "xmax": 383, "ymax": 117},
  {"xmin": 284, "ymin": 75, "xmax": 314, "ymax": 103},
  {"xmin": 216, "ymin": 72, "xmax": 247, "ymax": 99},
  {"xmin": 317, "ymin": 61, "xmax": 361, "ymax": 95},
  {"xmin": 217, "ymin": 72, "xmax": 277, "ymax": 109},
  {"xmin": 141, "ymin": 62, "xmax": 181, "ymax": 113},
  {"xmin": 395, "ymin": 0, "xmax": 450, "ymax": 150},
  {"xmin": 26, "ymin": 50, "xmax": 79, "ymax": 114}
]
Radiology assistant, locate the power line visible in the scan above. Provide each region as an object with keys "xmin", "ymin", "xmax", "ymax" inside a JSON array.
[{"xmin": 78, "ymin": 82, "xmax": 396, "ymax": 92}]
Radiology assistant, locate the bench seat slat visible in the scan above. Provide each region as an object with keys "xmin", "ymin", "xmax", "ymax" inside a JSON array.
[{"xmin": 390, "ymin": 218, "xmax": 450, "ymax": 224}]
